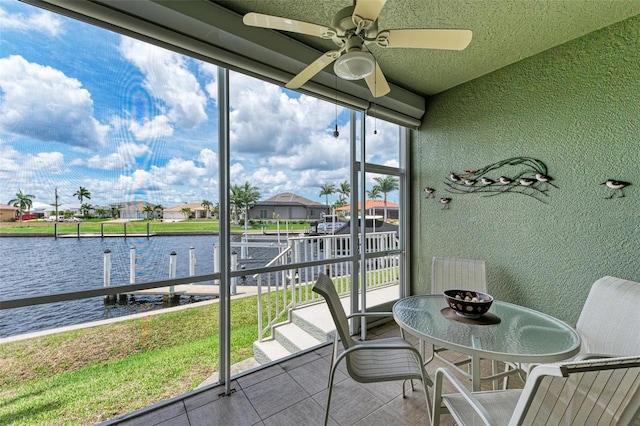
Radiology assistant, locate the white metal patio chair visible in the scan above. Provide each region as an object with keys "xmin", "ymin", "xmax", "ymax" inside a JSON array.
[
  {"xmin": 425, "ymin": 258, "xmax": 489, "ymax": 372},
  {"xmin": 509, "ymin": 276, "xmax": 640, "ymax": 386},
  {"xmin": 432, "ymin": 356, "xmax": 640, "ymax": 426},
  {"xmin": 312, "ymin": 273, "xmax": 433, "ymax": 426}
]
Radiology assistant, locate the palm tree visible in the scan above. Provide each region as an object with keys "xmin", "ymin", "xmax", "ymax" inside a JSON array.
[
  {"xmin": 8, "ymin": 190, "xmax": 35, "ymax": 222},
  {"xmin": 95, "ymin": 208, "xmax": 107, "ymax": 218},
  {"xmin": 142, "ymin": 204, "xmax": 155, "ymax": 220},
  {"xmin": 238, "ymin": 181, "xmax": 260, "ymax": 228},
  {"xmin": 336, "ymin": 180, "xmax": 350, "ymax": 204},
  {"xmin": 180, "ymin": 207, "xmax": 192, "ymax": 219},
  {"xmin": 230, "ymin": 184, "xmax": 243, "ymax": 225},
  {"xmin": 80, "ymin": 203, "xmax": 93, "ymax": 217},
  {"xmin": 319, "ymin": 183, "xmax": 335, "ymax": 207},
  {"xmin": 110, "ymin": 206, "xmax": 120, "ymax": 219},
  {"xmin": 73, "ymin": 186, "xmax": 91, "ymax": 203},
  {"xmin": 154, "ymin": 204, "xmax": 164, "ymax": 220},
  {"xmin": 373, "ymin": 175, "xmax": 399, "ymax": 221},
  {"xmin": 367, "ymin": 186, "xmax": 382, "ymax": 200},
  {"xmin": 201, "ymin": 199, "xmax": 213, "ymax": 218}
]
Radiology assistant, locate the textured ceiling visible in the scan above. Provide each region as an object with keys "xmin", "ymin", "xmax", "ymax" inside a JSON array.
[{"xmin": 209, "ymin": 0, "xmax": 640, "ymax": 96}]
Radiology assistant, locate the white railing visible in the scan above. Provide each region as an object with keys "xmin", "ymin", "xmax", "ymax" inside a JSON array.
[{"xmin": 255, "ymin": 231, "xmax": 400, "ymax": 341}]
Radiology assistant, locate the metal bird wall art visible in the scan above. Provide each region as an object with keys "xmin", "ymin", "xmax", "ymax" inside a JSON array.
[{"xmin": 443, "ymin": 157, "xmax": 555, "ymax": 203}]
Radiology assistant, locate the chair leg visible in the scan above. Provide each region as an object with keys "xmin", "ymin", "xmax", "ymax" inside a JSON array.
[
  {"xmin": 328, "ymin": 333, "xmax": 339, "ymax": 388},
  {"xmin": 422, "ymin": 374, "xmax": 433, "ymax": 425},
  {"xmin": 431, "ymin": 373, "xmax": 443, "ymax": 426},
  {"xmin": 491, "ymin": 360, "xmax": 498, "ymax": 390},
  {"xmin": 502, "ymin": 362, "xmax": 510, "ymax": 390},
  {"xmin": 324, "ymin": 362, "xmax": 339, "ymax": 426}
]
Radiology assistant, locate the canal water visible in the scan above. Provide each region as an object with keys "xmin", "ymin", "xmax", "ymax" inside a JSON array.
[{"xmin": 0, "ymin": 235, "xmax": 279, "ymax": 338}]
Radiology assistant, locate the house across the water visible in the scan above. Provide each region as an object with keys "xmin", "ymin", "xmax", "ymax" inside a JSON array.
[{"xmin": 248, "ymin": 192, "xmax": 328, "ymax": 221}]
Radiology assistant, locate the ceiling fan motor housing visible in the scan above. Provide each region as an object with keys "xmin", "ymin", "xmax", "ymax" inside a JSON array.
[{"xmin": 331, "ymin": 6, "xmax": 379, "ymax": 47}]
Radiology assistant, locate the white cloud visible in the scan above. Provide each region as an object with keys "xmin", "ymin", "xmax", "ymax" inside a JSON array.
[
  {"xmin": 197, "ymin": 148, "xmax": 218, "ymax": 174},
  {"xmin": 0, "ymin": 141, "xmax": 22, "ymax": 183},
  {"xmin": 119, "ymin": 37, "xmax": 208, "ymax": 129},
  {"xmin": 228, "ymin": 72, "xmax": 336, "ymax": 155},
  {"xmin": 200, "ymin": 62, "xmax": 218, "ymax": 104},
  {"xmin": 0, "ymin": 139, "xmax": 69, "ymax": 203},
  {"xmin": 24, "ymin": 151, "xmax": 65, "ymax": 173},
  {"xmin": 128, "ymin": 115, "xmax": 174, "ymax": 140},
  {"xmin": 85, "ymin": 143, "xmax": 152, "ymax": 170},
  {"xmin": 0, "ymin": 55, "xmax": 109, "ymax": 147},
  {"xmin": 266, "ymin": 130, "xmax": 350, "ymax": 171},
  {"xmin": 362, "ymin": 116, "xmax": 400, "ymax": 164},
  {"xmin": 0, "ymin": 6, "xmax": 63, "ymax": 37}
]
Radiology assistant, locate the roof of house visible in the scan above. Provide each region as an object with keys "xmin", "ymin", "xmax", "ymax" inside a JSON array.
[
  {"xmin": 0, "ymin": 203, "xmax": 19, "ymax": 211},
  {"xmin": 255, "ymin": 192, "xmax": 326, "ymax": 207},
  {"xmin": 164, "ymin": 202, "xmax": 208, "ymax": 212},
  {"xmin": 109, "ymin": 201, "xmax": 152, "ymax": 209},
  {"xmin": 335, "ymin": 200, "xmax": 399, "ymax": 211},
  {"xmin": 58, "ymin": 204, "xmax": 81, "ymax": 211}
]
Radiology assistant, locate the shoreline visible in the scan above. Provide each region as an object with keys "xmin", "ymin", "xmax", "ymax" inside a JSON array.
[
  {"xmin": 0, "ymin": 231, "xmax": 220, "ymax": 237},
  {"xmin": 0, "ymin": 284, "xmax": 260, "ymax": 344},
  {"xmin": 0, "ymin": 229, "xmax": 309, "ymax": 238}
]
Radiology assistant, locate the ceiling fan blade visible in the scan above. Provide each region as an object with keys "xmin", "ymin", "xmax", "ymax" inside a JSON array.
[
  {"xmin": 286, "ymin": 50, "xmax": 342, "ymax": 89},
  {"xmin": 243, "ymin": 12, "xmax": 336, "ymax": 39},
  {"xmin": 353, "ymin": 0, "xmax": 387, "ymax": 26},
  {"xmin": 364, "ymin": 62, "xmax": 390, "ymax": 98},
  {"xmin": 377, "ymin": 29, "xmax": 473, "ymax": 50}
]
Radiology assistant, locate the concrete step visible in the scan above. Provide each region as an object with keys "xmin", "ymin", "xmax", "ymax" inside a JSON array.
[
  {"xmin": 253, "ymin": 284, "xmax": 400, "ymax": 364},
  {"xmin": 252, "ymin": 338, "xmax": 292, "ymax": 365},
  {"xmin": 292, "ymin": 285, "xmax": 400, "ymax": 340},
  {"xmin": 291, "ymin": 301, "xmax": 336, "ymax": 342},
  {"xmin": 273, "ymin": 322, "xmax": 323, "ymax": 353}
]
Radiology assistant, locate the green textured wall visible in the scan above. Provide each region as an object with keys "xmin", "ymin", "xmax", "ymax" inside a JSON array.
[{"xmin": 410, "ymin": 15, "xmax": 640, "ymax": 324}]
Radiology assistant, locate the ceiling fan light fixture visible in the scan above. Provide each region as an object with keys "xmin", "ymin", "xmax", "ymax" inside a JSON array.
[{"xmin": 333, "ymin": 51, "xmax": 375, "ymax": 80}]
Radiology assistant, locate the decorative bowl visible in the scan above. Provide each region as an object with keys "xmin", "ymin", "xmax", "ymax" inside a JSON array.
[{"xmin": 444, "ymin": 289, "xmax": 494, "ymax": 318}]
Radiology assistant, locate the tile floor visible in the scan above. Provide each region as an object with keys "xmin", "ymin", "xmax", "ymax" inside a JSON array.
[{"xmin": 102, "ymin": 322, "xmax": 524, "ymax": 426}]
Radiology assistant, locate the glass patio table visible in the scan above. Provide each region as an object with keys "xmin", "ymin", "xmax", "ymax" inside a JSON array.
[{"xmin": 393, "ymin": 295, "xmax": 581, "ymax": 391}]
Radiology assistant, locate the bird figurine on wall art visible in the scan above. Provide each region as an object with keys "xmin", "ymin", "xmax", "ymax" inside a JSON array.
[
  {"xmin": 601, "ymin": 179, "xmax": 631, "ymax": 198},
  {"xmin": 535, "ymin": 173, "xmax": 557, "ymax": 189},
  {"xmin": 424, "ymin": 187, "xmax": 435, "ymax": 198},
  {"xmin": 439, "ymin": 197, "xmax": 451, "ymax": 209},
  {"xmin": 480, "ymin": 177, "xmax": 495, "ymax": 185}
]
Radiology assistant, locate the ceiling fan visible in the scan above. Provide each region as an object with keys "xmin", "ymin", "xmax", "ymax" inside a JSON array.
[{"xmin": 243, "ymin": 0, "xmax": 472, "ymax": 98}]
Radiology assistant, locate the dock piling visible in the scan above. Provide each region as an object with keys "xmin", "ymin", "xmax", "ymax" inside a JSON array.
[
  {"xmin": 230, "ymin": 251, "xmax": 238, "ymax": 296},
  {"xmin": 165, "ymin": 251, "xmax": 178, "ymax": 303},
  {"xmin": 189, "ymin": 246, "xmax": 196, "ymax": 278},
  {"xmin": 103, "ymin": 249, "xmax": 116, "ymax": 303}
]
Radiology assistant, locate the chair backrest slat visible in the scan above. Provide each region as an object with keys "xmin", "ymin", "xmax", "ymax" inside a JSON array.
[
  {"xmin": 519, "ymin": 357, "xmax": 640, "ymax": 425},
  {"xmin": 312, "ymin": 273, "xmax": 355, "ymax": 349},
  {"xmin": 431, "ymin": 257, "xmax": 487, "ymax": 294}
]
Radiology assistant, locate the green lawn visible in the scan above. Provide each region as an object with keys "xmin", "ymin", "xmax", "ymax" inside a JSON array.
[
  {"xmin": 0, "ymin": 294, "xmax": 272, "ymax": 425},
  {"xmin": 0, "ymin": 219, "xmax": 312, "ymax": 235}
]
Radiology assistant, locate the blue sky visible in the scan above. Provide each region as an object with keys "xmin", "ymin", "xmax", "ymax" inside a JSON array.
[{"xmin": 0, "ymin": 1, "xmax": 399, "ymax": 210}]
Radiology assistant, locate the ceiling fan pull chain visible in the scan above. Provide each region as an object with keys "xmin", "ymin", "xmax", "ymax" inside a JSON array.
[
  {"xmin": 334, "ymin": 75, "xmax": 340, "ymax": 138},
  {"xmin": 373, "ymin": 71, "xmax": 378, "ymax": 134}
]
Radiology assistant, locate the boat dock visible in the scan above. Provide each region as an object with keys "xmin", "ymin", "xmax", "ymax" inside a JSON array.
[{"xmin": 128, "ymin": 283, "xmax": 260, "ymax": 298}]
